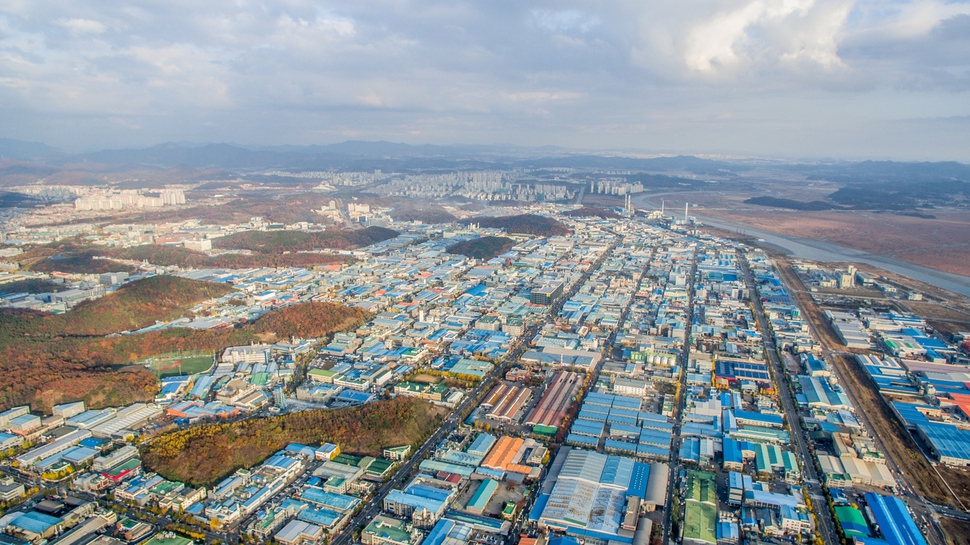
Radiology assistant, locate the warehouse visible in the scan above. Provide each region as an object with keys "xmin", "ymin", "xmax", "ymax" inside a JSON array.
[
  {"xmin": 467, "ymin": 434, "xmax": 497, "ymax": 458},
  {"xmin": 535, "ymin": 448, "xmax": 666, "ymax": 541},
  {"xmin": 864, "ymin": 493, "xmax": 927, "ymax": 545},
  {"xmin": 798, "ymin": 376, "xmax": 852, "ymax": 410},
  {"xmin": 714, "ymin": 360, "xmax": 771, "ymax": 385},
  {"xmin": 572, "ymin": 419, "xmax": 605, "ymax": 438},
  {"xmin": 525, "ymin": 371, "xmax": 583, "ymax": 430},
  {"xmin": 8, "ymin": 414, "xmax": 41, "ymax": 434},
  {"xmin": 0, "ymin": 406, "xmax": 29, "ymax": 429},
  {"xmin": 642, "ymin": 463, "xmax": 669, "ymax": 511},
  {"xmin": 465, "ymin": 479, "xmax": 498, "ymax": 515},
  {"xmin": 480, "ymin": 436, "xmax": 536, "ymax": 476},
  {"xmin": 383, "ymin": 486, "xmax": 449, "ymax": 524},
  {"xmin": 915, "ymin": 422, "xmax": 970, "ymax": 467},
  {"xmin": 483, "ymin": 383, "xmax": 532, "ymax": 422},
  {"xmin": 892, "ymin": 403, "xmax": 970, "ymax": 466},
  {"xmin": 89, "ymin": 403, "xmax": 163, "ymax": 438},
  {"xmin": 16, "ymin": 429, "xmax": 93, "ymax": 468},
  {"xmin": 732, "ymin": 410, "xmax": 783, "ymax": 429},
  {"xmin": 834, "ymin": 505, "xmax": 871, "ymax": 539},
  {"xmin": 0, "ymin": 431, "xmax": 23, "ymax": 451},
  {"xmin": 683, "ymin": 471, "xmax": 717, "ymax": 545},
  {"xmin": 275, "ymin": 519, "xmax": 323, "ymax": 545}
]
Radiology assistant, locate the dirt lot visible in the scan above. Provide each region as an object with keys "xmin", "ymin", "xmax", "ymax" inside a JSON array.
[
  {"xmin": 940, "ymin": 518, "xmax": 970, "ymax": 545},
  {"xmin": 456, "ymin": 478, "xmax": 527, "ymax": 517},
  {"xmin": 899, "ymin": 301, "xmax": 970, "ymax": 338}
]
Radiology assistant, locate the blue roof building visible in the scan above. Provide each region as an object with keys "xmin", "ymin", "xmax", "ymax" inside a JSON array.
[{"xmin": 864, "ymin": 493, "xmax": 927, "ymax": 545}]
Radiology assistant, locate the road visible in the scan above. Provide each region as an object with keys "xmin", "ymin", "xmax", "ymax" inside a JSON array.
[
  {"xmin": 661, "ymin": 246, "xmax": 697, "ymax": 545},
  {"xmin": 331, "ymin": 237, "xmax": 621, "ymax": 545},
  {"xmin": 740, "ymin": 251, "xmax": 841, "ymax": 545}
]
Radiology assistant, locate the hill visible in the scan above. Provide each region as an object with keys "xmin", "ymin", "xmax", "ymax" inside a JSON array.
[
  {"xmin": 446, "ymin": 236, "xmax": 515, "ymax": 260},
  {"xmin": 212, "ymin": 227, "xmax": 399, "ymax": 253},
  {"xmin": 0, "ymin": 276, "xmax": 234, "ymax": 341},
  {"xmin": 743, "ymin": 196, "xmax": 835, "ymax": 211},
  {"xmin": 111, "ymin": 244, "xmax": 347, "ymax": 269},
  {"xmin": 461, "ymin": 214, "xmax": 571, "ymax": 237},
  {"xmin": 0, "ymin": 299, "xmax": 368, "ymax": 412},
  {"xmin": 130, "ymin": 193, "xmax": 336, "ymax": 226},
  {"xmin": 141, "ymin": 397, "xmax": 445, "ymax": 486},
  {"xmin": 389, "ymin": 204, "xmax": 457, "ymax": 224},
  {"xmin": 0, "ymin": 138, "xmax": 63, "ymax": 162},
  {"xmin": 0, "ymin": 279, "xmax": 67, "ymax": 294},
  {"xmin": 31, "ymin": 253, "xmax": 138, "ymax": 275},
  {"xmin": 563, "ymin": 206, "xmax": 621, "ymax": 219},
  {"xmin": 250, "ymin": 302, "xmax": 370, "ymax": 340}
]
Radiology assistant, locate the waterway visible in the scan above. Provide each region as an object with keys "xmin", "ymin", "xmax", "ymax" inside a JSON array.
[{"xmin": 632, "ymin": 194, "xmax": 970, "ymax": 298}]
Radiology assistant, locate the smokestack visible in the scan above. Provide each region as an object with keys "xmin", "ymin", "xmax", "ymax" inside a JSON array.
[
  {"xmin": 685, "ymin": 202, "xmax": 689, "ymax": 223},
  {"xmin": 661, "ymin": 200, "xmax": 665, "ymax": 216}
]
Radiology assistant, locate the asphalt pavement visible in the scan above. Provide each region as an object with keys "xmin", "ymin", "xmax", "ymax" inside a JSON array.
[{"xmin": 740, "ymin": 251, "xmax": 841, "ymax": 545}]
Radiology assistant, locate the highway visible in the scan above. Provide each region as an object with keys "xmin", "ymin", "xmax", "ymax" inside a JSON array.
[{"xmin": 740, "ymin": 251, "xmax": 840, "ymax": 545}]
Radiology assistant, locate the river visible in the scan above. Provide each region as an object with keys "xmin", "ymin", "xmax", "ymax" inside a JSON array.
[{"xmin": 632, "ymin": 194, "xmax": 970, "ymax": 298}]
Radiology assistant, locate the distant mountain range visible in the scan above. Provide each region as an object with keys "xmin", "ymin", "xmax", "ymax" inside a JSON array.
[
  {"xmin": 0, "ymin": 138, "xmax": 65, "ymax": 162},
  {"xmin": 1, "ymin": 138, "xmax": 968, "ymax": 183},
  {"xmin": 0, "ymin": 139, "xmax": 768, "ymax": 175}
]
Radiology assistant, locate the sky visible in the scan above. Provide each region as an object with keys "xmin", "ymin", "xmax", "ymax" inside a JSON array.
[{"xmin": 1, "ymin": 0, "xmax": 969, "ymax": 160}]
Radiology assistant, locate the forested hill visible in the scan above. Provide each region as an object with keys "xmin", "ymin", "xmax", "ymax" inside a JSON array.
[
  {"xmin": 213, "ymin": 226, "xmax": 398, "ymax": 252},
  {"xmin": 141, "ymin": 397, "xmax": 444, "ymax": 487},
  {"xmin": 446, "ymin": 236, "xmax": 516, "ymax": 260},
  {"xmin": 0, "ymin": 275, "xmax": 234, "ymax": 342},
  {"xmin": 0, "ymin": 299, "xmax": 369, "ymax": 412},
  {"xmin": 460, "ymin": 214, "xmax": 571, "ymax": 236}
]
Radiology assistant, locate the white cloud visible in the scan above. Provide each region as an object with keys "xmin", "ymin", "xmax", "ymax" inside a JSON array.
[
  {"xmin": 55, "ymin": 17, "xmax": 106, "ymax": 35},
  {"xmin": 269, "ymin": 13, "xmax": 355, "ymax": 50},
  {"xmin": 531, "ymin": 9, "xmax": 599, "ymax": 34},
  {"xmin": 682, "ymin": 0, "xmax": 848, "ymax": 73}
]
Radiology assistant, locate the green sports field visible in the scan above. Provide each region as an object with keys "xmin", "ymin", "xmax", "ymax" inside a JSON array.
[{"xmin": 141, "ymin": 352, "xmax": 214, "ymax": 378}]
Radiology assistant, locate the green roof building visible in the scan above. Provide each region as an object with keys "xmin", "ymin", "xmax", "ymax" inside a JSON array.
[
  {"xmin": 834, "ymin": 505, "xmax": 871, "ymax": 539},
  {"xmin": 362, "ymin": 515, "xmax": 414, "ymax": 545},
  {"xmin": 683, "ymin": 470, "xmax": 717, "ymax": 545}
]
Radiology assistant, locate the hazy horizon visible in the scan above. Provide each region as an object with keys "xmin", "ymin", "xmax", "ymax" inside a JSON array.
[{"xmin": 1, "ymin": 1, "xmax": 969, "ymax": 161}]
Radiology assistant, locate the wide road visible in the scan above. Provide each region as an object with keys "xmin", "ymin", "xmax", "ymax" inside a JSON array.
[
  {"xmin": 331, "ymin": 237, "xmax": 620, "ymax": 545},
  {"xmin": 661, "ymin": 247, "xmax": 697, "ymax": 545},
  {"xmin": 740, "ymin": 251, "xmax": 841, "ymax": 545}
]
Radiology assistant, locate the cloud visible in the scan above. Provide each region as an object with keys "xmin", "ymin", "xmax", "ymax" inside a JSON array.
[
  {"xmin": 531, "ymin": 9, "xmax": 600, "ymax": 33},
  {"xmin": 0, "ymin": 0, "xmax": 966, "ymax": 159},
  {"xmin": 629, "ymin": 0, "xmax": 853, "ymax": 79},
  {"xmin": 55, "ymin": 17, "xmax": 106, "ymax": 35}
]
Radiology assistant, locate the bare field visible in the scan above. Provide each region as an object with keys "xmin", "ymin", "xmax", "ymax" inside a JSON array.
[
  {"xmin": 712, "ymin": 208, "xmax": 970, "ymax": 277},
  {"xmin": 410, "ymin": 373, "xmax": 440, "ymax": 384},
  {"xmin": 900, "ymin": 301, "xmax": 970, "ymax": 337},
  {"xmin": 665, "ymin": 189, "xmax": 970, "ymax": 278},
  {"xmin": 940, "ymin": 518, "xmax": 970, "ymax": 545}
]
